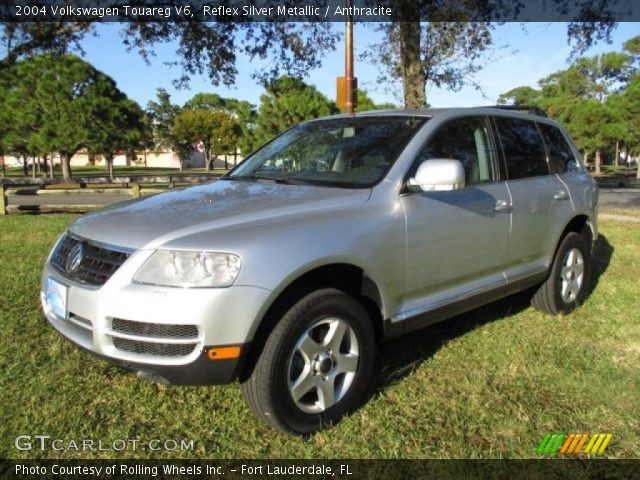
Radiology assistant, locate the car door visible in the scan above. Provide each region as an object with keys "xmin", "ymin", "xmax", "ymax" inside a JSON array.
[
  {"xmin": 492, "ymin": 116, "xmax": 575, "ymax": 281},
  {"xmin": 399, "ymin": 116, "xmax": 512, "ymax": 317}
]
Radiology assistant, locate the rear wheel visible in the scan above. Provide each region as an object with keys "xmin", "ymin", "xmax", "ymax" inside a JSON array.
[
  {"xmin": 531, "ymin": 232, "xmax": 591, "ymax": 315},
  {"xmin": 241, "ymin": 288, "xmax": 375, "ymax": 434}
]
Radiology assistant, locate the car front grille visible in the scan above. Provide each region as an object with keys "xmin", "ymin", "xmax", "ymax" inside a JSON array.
[
  {"xmin": 51, "ymin": 233, "xmax": 131, "ymax": 286},
  {"xmin": 112, "ymin": 338, "xmax": 198, "ymax": 357},
  {"xmin": 111, "ymin": 318, "xmax": 198, "ymax": 339},
  {"xmin": 108, "ymin": 318, "xmax": 201, "ymax": 360}
]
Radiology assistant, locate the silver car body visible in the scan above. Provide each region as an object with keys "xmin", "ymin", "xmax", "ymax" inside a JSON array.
[{"xmin": 41, "ymin": 108, "xmax": 598, "ymax": 384}]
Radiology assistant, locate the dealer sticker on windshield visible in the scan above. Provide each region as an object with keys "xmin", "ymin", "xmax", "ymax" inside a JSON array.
[{"xmin": 44, "ymin": 277, "xmax": 67, "ymax": 319}]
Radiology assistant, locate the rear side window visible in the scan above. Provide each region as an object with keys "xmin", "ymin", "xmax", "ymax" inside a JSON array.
[
  {"xmin": 494, "ymin": 117, "xmax": 549, "ymax": 179},
  {"xmin": 538, "ymin": 123, "xmax": 579, "ymax": 174}
]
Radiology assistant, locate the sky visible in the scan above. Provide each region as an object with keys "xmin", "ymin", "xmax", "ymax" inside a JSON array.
[{"xmin": 76, "ymin": 22, "xmax": 640, "ymax": 109}]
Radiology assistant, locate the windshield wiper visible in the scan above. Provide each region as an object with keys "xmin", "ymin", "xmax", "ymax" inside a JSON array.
[
  {"xmin": 228, "ymin": 174, "xmax": 307, "ymax": 185},
  {"xmin": 226, "ymin": 174, "xmax": 280, "ymax": 182}
]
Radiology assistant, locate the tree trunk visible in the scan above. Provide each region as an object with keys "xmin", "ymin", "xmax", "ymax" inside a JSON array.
[
  {"xmin": 42, "ymin": 156, "xmax": 48, "ymax": 179},
  {"xmin": 61, "ymin": 153, "xmax": 72, "ymax": 181},
  {"xmin": 204, "ymin": 148, "xmax": 211, "ymax": 170},
  {"xmin": 22, "ymin": 156, "xmax": 28, "ymax": 176},
  {"xmin": 49, "ymin": 155, "xmax": 54, "ymax": 178},
  {"xmin": 1, "ymin": 154, "xmax": 5, "ymax": 176},
  {"xmin": 107, "ymin": 155, "xmax": 114, "ymax": 181},
  {"xmin": 614, "ymin": 141, "xmax": 619, "ymax": 167},
  {"xmin": 595, "ymin": 149, "xmax": 602, "ymax": 176},
  {"xmin": 398, "ymin": 21, "xmax": 426, "ymax": 109},
  {"xmin": 31, "ymin": 157, "xmax": 36, "ymax": 179}
]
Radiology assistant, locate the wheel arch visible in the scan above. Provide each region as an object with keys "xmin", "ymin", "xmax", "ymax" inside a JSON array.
[
  {"xmin": 238, "ymin": 262, "xmax": 385, "ymax": 382},
  {"xmin": 558, "ymin": 214, "xmax": 595, "ymax": 255}
]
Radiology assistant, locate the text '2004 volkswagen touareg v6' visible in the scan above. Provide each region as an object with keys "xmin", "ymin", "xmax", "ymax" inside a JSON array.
[{"xmin": 42, "ymin": 107, "xmax": 597, "ymax": 434}]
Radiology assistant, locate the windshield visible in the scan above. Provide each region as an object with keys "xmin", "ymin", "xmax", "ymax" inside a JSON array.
[{"xmin": 227, "ymin": 116, "xmax": 428, "ymax": 188}]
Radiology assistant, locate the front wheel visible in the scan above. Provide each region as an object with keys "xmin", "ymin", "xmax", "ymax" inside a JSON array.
[
  {"xmin": 531, "ymin": 232, "xmax": 591, "ymax": 315},
  {"xmin": 241, "ymin": 288, "xmax": 375, "ymax": 434}
]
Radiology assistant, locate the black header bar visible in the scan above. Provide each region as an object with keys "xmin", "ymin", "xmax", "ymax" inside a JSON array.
[{"xmin": 2, "ymin": 0, "xmax": 639, "ymax": 23}]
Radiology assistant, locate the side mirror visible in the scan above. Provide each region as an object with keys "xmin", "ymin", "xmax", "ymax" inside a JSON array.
[{"xmin": 408, "ymin": 159, "xmax": 465, "ymax": 192}]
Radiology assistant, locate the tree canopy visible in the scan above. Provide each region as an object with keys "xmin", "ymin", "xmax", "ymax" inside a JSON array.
[
  {"xmin": 497, "ymin": 35, "xmax": 640, "ymax": 171},
  {"xmin": 0, "ymin": 53, "xmax": 147, "ymax": 180},
  {"xmin": 173, "ymin": 109, "xmax": 240, "ymax": 170},
  {"xmin": 1, "ymin": 21, "xmax": 338, "ymax": 90},
  {"xmin": 358, "ymin": 0, "xmax": 630, "ymax": 108},
  {"xmin": 1, "ymin": 2, "xmax": 628, "ymax": 112},
  {"xmin": 184, "ymin": 92, "xmax": 259, "ymax": 155},
  {"xmin": 253, "ymin": 76, "xmax": 338, "ymax": 148}
]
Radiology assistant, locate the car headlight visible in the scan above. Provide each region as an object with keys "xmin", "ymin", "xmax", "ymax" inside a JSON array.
[{"xmin": 133, "ymin": 250, "xmax": 242, "ymax": 288}]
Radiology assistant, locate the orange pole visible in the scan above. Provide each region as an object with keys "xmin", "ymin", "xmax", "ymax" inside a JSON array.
[{"xmin": 345, "ymin": 0, "xmax": 354, "ymax": 114}]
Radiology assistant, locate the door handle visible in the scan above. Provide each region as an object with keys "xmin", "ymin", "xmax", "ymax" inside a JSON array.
[
  {"xmin": 554, "ymin": 190, "xmax": 569, "ymax": 201},
  {"xmin": 493, "ymin": 199, "xmax": 512, "ymax": 213}
]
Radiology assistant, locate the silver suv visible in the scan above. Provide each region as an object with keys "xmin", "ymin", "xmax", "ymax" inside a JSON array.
[{"xmin": 41, "ymin": 107, "xmax": 597, "ymax": 434}]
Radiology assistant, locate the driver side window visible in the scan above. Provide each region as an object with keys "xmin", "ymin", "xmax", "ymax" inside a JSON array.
[{"xmin": 416, "ymin": 116, "xmax": 498, "ymax": 185}]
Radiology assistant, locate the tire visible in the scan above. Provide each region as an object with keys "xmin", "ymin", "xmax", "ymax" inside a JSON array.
[
  {"xmin": 531, "ymin": 232, "xmax": 591, "ymax": 315},
  {"xmin": 241, "ymin": 288, "xmax": 375, "ymax": 434}
]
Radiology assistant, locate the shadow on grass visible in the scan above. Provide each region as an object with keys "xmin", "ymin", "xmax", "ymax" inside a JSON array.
[
  {"xmin": 588, "ymin": 234, "xmax": 614, "ymax": 296},
  {"xmin": 373, "ymin": 234, "xmax": 614, "ymax": 392}
]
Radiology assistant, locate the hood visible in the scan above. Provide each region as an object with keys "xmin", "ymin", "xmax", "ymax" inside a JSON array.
[{"xmin": 70, "ymin": 179, "xmax": 371, "ymax": 250}]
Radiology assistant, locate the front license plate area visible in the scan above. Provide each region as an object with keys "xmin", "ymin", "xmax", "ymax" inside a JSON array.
[{"xmin": 45, "ymin": 277, "xmax": 68, "ymax": 319}]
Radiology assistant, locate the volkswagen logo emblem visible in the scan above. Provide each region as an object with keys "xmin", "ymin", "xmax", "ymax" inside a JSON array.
[{"xmin": 65, "ymin": 242, "xmax": 84, "ymax": 273}]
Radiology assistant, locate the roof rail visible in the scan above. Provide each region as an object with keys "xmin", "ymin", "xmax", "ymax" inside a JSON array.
[{"xmin": 483, "ymin": 105, "xmax": 548, "ymax": 117}]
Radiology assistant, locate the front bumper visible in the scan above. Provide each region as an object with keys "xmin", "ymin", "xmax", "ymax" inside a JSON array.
[
  {"xmin": 41, "ymin": 251, "xmax": 271, "ymax": 385},
  {"xmin": 52, "ymin": 325, "xmax": 249, "ymax": 385}
]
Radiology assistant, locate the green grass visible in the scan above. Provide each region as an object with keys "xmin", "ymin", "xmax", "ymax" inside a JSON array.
[{"xmin": 0, "ymin": 215, "xmax": 638, "ymax": 459}]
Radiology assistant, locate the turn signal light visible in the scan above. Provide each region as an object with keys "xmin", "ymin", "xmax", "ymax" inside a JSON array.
[{"xmin": 207, "ymin": 346, "xmax": 241, "ymax": 360}]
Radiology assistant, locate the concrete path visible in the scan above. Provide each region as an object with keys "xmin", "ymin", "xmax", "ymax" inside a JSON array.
[{"xmin": 598, "ymin": 188, "xmax": 640, "ymax": 209}]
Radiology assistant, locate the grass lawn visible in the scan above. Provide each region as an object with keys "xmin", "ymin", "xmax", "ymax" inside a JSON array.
[{"xmin": 0, "ymin": 215, "xmax": 638, "ymax": 459}]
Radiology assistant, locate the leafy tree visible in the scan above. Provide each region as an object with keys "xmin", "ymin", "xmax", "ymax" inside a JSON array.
[
  {"xmin": 1, "ymin": 20, "xmax": 338, "ymax": 90},
  {"xmin": 354, "ymin": 89, "xmax": 396, "ymax": 112},
  {"xmin": 497, "ymin": 86, "xmax": 543, "ymax": 106},
  {"xmin": 88, "ymin": 98, "xmax": 148, "ymax": 180},
  {"xmin": 0, "ymin": 22, "xmax": 93, "ymax": 68},
  {"xmin": 498, "ymin": 35, "xmax": 640, "ymax": 167},
  {"xmin": 184, "ymin": 92, "xmax": 259, "ymax": 159},
  {"xmin": 0, "ymin": 64, "xmax": 40, "ymax": 174},
  {"xmin": 609, "ymin": 75, "xmax": 640, "ymax": 176},
  {"xmin": 363, "ymin": 1, "xmax": 629, "ymax": 109},
  {"xmin": 254, "ymin": 77, "xmax": 338, "ymax": 147},
  {"xmin": 2, "ymin": 53, "xmax": 148, "ymax": 180},
  {"xmin": 146, "ymin": 88, "xmax": 191, "ymax": 169},
  {"xmin": 367, "ymin": 21, "xmax": 496, "ymax": 108},
  {"xmin": 173, "ymin": 109, "xmax": 240, "ymax": 170}
]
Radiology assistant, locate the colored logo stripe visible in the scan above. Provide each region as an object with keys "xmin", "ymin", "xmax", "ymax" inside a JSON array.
[
  {"xmin": 536, "ymin": 434, "xmax": 566, "ymax": 454},
  {"xmin": 538, "ymin": 433, "xmax": 613, "ymax": 455},
  {"xmin": 584, "ymin": 433, "xmax": 613, "ymax": 454}
]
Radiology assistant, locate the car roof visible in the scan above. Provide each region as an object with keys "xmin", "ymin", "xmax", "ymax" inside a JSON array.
[{"xmin": 323, "ymin": 107, "xmax": 557, "ymax": 125}]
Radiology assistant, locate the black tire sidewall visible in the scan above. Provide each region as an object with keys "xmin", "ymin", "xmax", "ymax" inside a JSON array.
[
  {"xmin": 550, "ymin": 233, "xmax": 590, "ymax": 314},
  {"xmin": 267, "ymin": 289, "xmax": 375, "ymax": 434}
]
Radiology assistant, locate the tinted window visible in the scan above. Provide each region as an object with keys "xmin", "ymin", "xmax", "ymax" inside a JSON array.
[
  {"xmin": 538, "ymin": 123, "xmax": 579, "ymax": 174},
  {"xmin": 416, "ymin": 117, "xmax": 497, "ymax": 185},
  {"xmin": 494, "ymin": 117, "xmax": 549, "ymax": 179}
]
